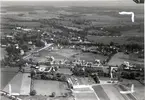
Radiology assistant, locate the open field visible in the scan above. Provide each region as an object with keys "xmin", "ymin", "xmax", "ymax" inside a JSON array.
[
  {"xmin": 108, "ymin": 52, "xmax": 144, "ymax": 66},
  {"xmin": 54, "ymin": 49, "xmax": 80, "ymax": 59},
  {"xmin": 75, "ymin": 92, "xmax": 97, "ymax": 100},
  {"xmin": 92, "ymin": 84, "xmax": 138, "ymax": 100},
  {"xmin": 56, "ymin": 68, "xmax": 72, "ymax": 75},
  {"xmin": 93, "ymin": 85, "xmax": 110, "ymax": 100},
  {"xmin": 3, "ymin": 73, "xmax": 31, "ymax": 95},
  {"xmin": 0, "ymin": 68, "xmax": 18, "ymax": 89},
  {"xmin": 7, "ymin": 21, "xmax": 41, "ymax": 28},
  {"xmin": 87, "ymin": 35, "xmax": 144, "ymax": 45},
  {"xmin": 87, "ymin": 36, "xmax": 127, "ymax": 44},
  {"xmin": 70, "ymin": 76, "xmax": 95, "ymax": 86},
  {"xmin": 32, "ymin": 48, "xmax": 107, "ymax": 63},
  {"xmin": 121, "ymin": 79, "xmax": 145, "ymax": 100},
  {"xmin": 0, "ymin": 47, "xmax": 6, "ymax": 61},
  {"xmin": 120, "ymin": 30, "xmax": 144, "ymax": 37},
  {"xmin": 33, "ymin": 80, "xmax": 69, "ymax": 96},
  {"xmin": 19, "ymin": 95, "xmax": 73, "ymax": 100},
  {"xmin": 1, "ymin": 9, "xmax": 59, "ymax": 20},
  {"xmin": 73, "ymin": 52, "xmax": 108, "ymax": 62}
]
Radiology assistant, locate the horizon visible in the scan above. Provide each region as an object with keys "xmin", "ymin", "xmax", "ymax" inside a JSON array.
[{"xmin": 1, "ymin": 0, "xmax": 144, "ymax": 8}]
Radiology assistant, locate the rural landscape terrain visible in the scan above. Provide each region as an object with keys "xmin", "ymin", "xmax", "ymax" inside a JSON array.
[{"xmin": 0, "ymin": 1, "xmax": 144, "ymax": 100}]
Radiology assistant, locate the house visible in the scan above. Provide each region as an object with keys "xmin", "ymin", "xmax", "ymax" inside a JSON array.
[{"xmin": 22, "ymin": 28, "xmax": 32, "ymax": 32}]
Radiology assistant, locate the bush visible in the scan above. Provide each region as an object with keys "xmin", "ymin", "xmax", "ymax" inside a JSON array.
[
  {"xmin": 30, "ymin": 90, "xmax": 37, "ymax": 96},
  {"xmin": 49, "ymin": 92, "xmax": 56, "ymax": 97},
  {"xmin": 35, "ymin": 40, "xmax": 45, "ymax": 47}
]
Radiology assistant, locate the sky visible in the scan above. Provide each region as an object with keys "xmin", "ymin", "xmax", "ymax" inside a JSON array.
[{"xmin": 1, "ymin": 0, "xmax": 143, "ymax": 7}]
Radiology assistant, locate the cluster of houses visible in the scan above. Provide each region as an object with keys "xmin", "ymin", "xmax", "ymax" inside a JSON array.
[{"xmin": 71, "ymin": 59, "xmax": 109, "ymax": 77}]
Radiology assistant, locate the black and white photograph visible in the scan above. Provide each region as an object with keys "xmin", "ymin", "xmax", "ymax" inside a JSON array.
[{"xmin": 0, "ymin": 0, "xmax": 144, "ymax": 100}]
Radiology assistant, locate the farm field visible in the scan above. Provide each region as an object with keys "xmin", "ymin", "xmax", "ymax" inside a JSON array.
[
  {"xmin": 56, "ymin": 68, "xmax": 72, "ymax": 75},
  {"xmin": 120, "ymin": 30, "xmax": 144, "ymax": 37},
  {"xmin": 32, "ymin": 48, "xmax": 107, "ymax": 63},
  {"xmin": 2, "ymin": 73, "xmax": 31, "ymax": 95},
  {"xmin": 120, "ymin": 79, "xmax": 145, "ymax": 100},
  {"xmin": 87, "ymin": 35, "xmax": 143, "ymax": 45},
  {"xmin": 76, "ymin": 76, "xmax": 95, "ymax": 85},
  {"xmin": 69, "ymin": 76, "xmax": 95, "ymax": 86},
  {"xmin": 0, "ymin": 47, "xmax": 6, "ymax": 61},
  {"xmin": 74, "ymin": 92, "xmax": 97, "ymax": 100},
  {"xmin": 73, "ymin": 52, "xmax": 108, "ymax": 62},
  {"xmin": 0, "ymin": 67, "xmax": 18, "ymax": 89},
  {"xmin": 54, "ymin": 48, "xmax": 80, "ymax": 59},
  {"xmin": 87, "ymin": 35, "xmax": 127, "ymax": 45},
  {"xmin": 33, "ymin": 80, "xmax": 69, "ymax": 96},
  {"xmin": 92, "ymin": 84, "xmax": 138, "ymax": 100},
  {"xmin": 92, "ymin": 85, "xmax": 110, "ymax": 100},
  {"xmin": 108, "ymin": 52, "xmax": 144, "ymax": 66},
  {"xmin": 7, "ymin": 21, "xmax": 41, "ymax": 28},
  {"xmin": 1, "ymin": 9, "xmax": 59, "ymax": 20}
]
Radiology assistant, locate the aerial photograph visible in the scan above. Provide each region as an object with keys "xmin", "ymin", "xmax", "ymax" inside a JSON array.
[{"xmin": 0, "ymin": 0, "xmax": 144, "ymax": 100}]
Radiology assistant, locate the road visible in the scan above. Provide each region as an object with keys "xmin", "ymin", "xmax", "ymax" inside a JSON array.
[{"xmin": 23, "ymin": 43, "xmax": 53, "ymax": 59}]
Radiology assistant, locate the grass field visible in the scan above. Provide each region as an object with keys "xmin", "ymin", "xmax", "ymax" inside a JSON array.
[
  {"xmin": 92, "ymin": 84, "xmax": 138, "ymax": 100},
  {"xmin": 75, "ymin": 93, "xmax": 97, "ymax": 100},
  {"xmin": 8, "ymin": 21, "xmax": 41, "ymax": 28},
  {"xmin": 108, "ymin": 52, "xmax": 144, "ymax": 66},
  {"xmin": 87, "ymin": 35, "xmax": 143, "ymax": 45},
  {"xmin": 121, "ymin": 79, "xmax": 145, "ymax": 100},
  {"xmin": 73, "ymin": 52, "xmax": 108, "ymax": 62},
  {"xmin": 2, "ymin": 9, "xmax": 59, "ymax": 20},
  {"xmin": 87, "ymin": 35, "xmax": 127, "ymax": 44},
  {"xmin": 120, "ymin": 30, "xmax": 144, "ymax": 37},
  {"xmin": 32, "ymin": 48, "xmax": 80, "ymax": 62},
  {"xmin": 70, "ymin": 76, "xmax": 95, "ymax": 86},
  {"xmin": 0, "ymin": 68, "xmax": 18, "ymax": 89},
  {"xmin": 0, "ymin": 47, "xmax": 7, "ymax": 61},
  {"xmin": 33, "ymin": 80, "xmax": 69, "ymax": 96},
  {"xmin": 3, "ymin": 73, "xmax": 31, "ymax": 95},
  {"xmin": 56, "ymin": 68, "xmax": 72, "ymax": 75}
]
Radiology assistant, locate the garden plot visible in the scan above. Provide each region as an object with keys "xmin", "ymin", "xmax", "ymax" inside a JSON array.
[{"xmin": 33, "ymin": 80, "xmax": 69, "ymax": 96}]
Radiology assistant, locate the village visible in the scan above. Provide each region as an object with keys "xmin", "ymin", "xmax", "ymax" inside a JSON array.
[
  {"xmin": 0, "ymin": 1, "xmax": 144, "ymax": 100},
  {"xmin": 0, "ymin": 30, "xmax": 144, "ymax": 100}
]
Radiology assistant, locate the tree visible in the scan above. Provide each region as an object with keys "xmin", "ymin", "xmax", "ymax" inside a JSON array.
[
  {"xmin": 110, "ymin": 41, "xmax": 114, "ymax": 46},
  {"xmin": 21, "ymin": 44, "xmax": 29, "ymax": 52},
  {"xmin": 50, "ymin": 92, "xmax": 56, "ymax": 97},
  {"xmin": 35, "ymin": 40, "xmax": 45, "ymax": 47},
  {"xmin": 30, "ymin": 90, "xmax": 37, "ymax": 96}
]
